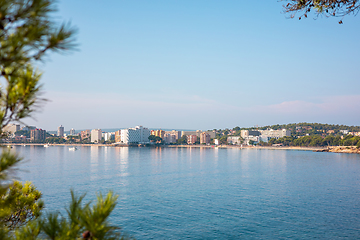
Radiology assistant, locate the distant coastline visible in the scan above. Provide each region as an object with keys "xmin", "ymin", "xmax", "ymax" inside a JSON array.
[{"xmin": 3, "ymin": 143, "xmax": 359, "ymax": 154}]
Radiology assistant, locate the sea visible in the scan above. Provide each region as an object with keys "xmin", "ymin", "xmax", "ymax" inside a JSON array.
[{"xmin": 12, "ymin": 145, "xmax": 360, "ymax": 239}]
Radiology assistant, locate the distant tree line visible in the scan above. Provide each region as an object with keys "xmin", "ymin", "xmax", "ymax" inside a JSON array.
[{"xmin": 259, "ymin": 135, "xmax": 360, "ymax": 148}]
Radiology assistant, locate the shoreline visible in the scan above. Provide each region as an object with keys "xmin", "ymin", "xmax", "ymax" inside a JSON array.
[{"xmin": 3, "ymin": 143, "xmax": 359, "ymax": 154}]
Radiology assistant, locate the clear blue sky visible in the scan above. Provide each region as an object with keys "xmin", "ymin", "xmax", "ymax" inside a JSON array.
[{"xmin": 27, "ymin": 0, "xmax": 360, "ymax": 131}]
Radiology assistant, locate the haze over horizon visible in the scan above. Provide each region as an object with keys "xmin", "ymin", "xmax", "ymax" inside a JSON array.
[{"xmin": 25, "ymin": 1, "xmax": 360, "ymax": 131}]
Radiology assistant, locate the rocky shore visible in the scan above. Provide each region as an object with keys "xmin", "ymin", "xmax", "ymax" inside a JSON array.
[{"xmin": 315, "ymin": 146, "xmax": 360, "ymax": 154}]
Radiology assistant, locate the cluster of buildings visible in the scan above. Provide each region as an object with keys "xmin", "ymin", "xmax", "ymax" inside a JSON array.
[
  {"xmin": 3, "ymin": 122, "xmax": 360, "ymax": 145},
  {"xmin": 227, "ymin": 129, "xmax": 291, "ymax": 145}
]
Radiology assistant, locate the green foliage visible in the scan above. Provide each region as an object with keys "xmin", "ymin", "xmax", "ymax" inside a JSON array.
[
  {"xmin": 19, "ymin": 190, "xmax": 127, "ymax": 240},
  {"xmin": 176, "ymin": 135, "xmax": 187, "ymax": 145},
  {"xmin": 218, "ymin": 135, "xmax": 228, "ymax": 145},
  {"xmin": 283, "ymin": 0, "xmax": 360, "ymax": 23},
  {"xmin": 0, "ymin": 0, "xmax": 76, "ymax": 133},
  {"xmin": 148, "ymin": 135, "xmax": 162, "ymax": 143},
  {"xmin": 15, "ymin": 130, "xmax": 30, "ymax": 138},
  {"xmin": 45, "ymin": 137, "xmax": 65, "ymax": 144},
  {"xmin": 1, "ymin": 181, "xmax": 43, "ymax": 229}
]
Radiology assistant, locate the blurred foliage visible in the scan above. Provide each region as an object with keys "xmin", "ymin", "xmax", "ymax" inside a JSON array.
[{"xmin": 282, "ymin": 0, "xmax": 359, "ymax": 23}]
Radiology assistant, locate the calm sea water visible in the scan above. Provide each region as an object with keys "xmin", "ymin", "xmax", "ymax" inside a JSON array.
[{"xmin": 12, "ymin": 146, "xmax": 360, "ymax": 239}]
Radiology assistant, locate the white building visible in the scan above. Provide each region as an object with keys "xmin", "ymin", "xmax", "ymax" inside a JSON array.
[
  {"xmin": 3, "ymin": 124, "xmax": 20, "ymax": 136},
  {"xmin": 91, "ymin": 129, "xmax": 102, "ymax": 143},
  {"xmin": 117, "ymin": 126, "xmax": 150, "ymax": 144},
  {"xmin": 70, "ymin": 128, "xmax": 76, "ymax": 135},
  {"xmin": 259, "ymin": 129, "xmax": 291, "ymax": 142},
  {"xmin": 227, "ymin": 136, "xmax": 242, "ymax": 145},
  {"xmin": 102, "ymin": 132, "xmax": 115, "ymax": 141},
  {"xmin": 58, "ymin": 125, "xmax": 64, "ymax": 137},
  {"xmin": 340, "ymin": 130, "xmax": 349, "ymax": 135}
]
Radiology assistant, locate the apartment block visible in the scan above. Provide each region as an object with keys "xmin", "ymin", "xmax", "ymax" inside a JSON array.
[
  {"xmin": 116, "ymin": 126, "xmax": 150, "ymax": 144},
  {"xmin": 58, "ymin": 125, "xmax": 64, "ymax": 137},
  {"xmin": 227, "ymin": 136, "xmax": 242, "ymax": 145},
  {"xmin": 181, "ymin": 130, "xmax": 216, "ymax": 139},
  {"xmin": 151, "ymin": 129, "xmax": 165, "ymax": 139},
  {"xmin": 30, "ymin": 129, "xmax": 46, "ymax": 141},
  {"xmin": 69, "ymin": 128, "xmax": 76, "ymax": 135},
  {"xmin": 187, "ymin": 135, "xmax": 197, "ymax": 144},
  {"xmin": 81, "ymin": 130, "xmax": 91, "ymax": 140},
  {"xmin": 3, "ymin": 124, "xmax": 20, "ymax": 135},
  {"xmin": 91, "ymin": 129, "xmax": 102, "ymax": 143},
  {"xmin": 200, "ymin": 132, "xmax": 211, "ymax": 144}
]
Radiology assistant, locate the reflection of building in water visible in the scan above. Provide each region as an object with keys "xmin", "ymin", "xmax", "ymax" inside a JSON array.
[{"xmin": 90, "ymin": 146, "xmax": 100, "ymax": 164}]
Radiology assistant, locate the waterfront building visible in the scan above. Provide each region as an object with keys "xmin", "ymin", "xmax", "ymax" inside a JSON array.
[
  {"xmin": 214, "ymin": 139, "xmax": 219, "ymax": 145},
  {"xmin": 2, "ymin": 124, "xmax": 20, "ymax": 135},
  {"xmin": 200, "ymin": 132, "xmax": 211, "ymax": 144},
  {"xmin": 30, "ymin": 129, "xmax": 46, "ymax": 141},
  {"xmin": 115, "ymin": 130, "xmax": 121, "ymax": 143},
  {"xmin": 258, "ymin": 129, "xmax": 291, "ymax": 142},
  {"xmin": 187, "ymin": 135, "xmax": 197, "ymax": 144},
  {"xmin": 151, "ymin": 130, "xmax": 165, "ymax": 139},
  {"xmin": 15, "ymin": 135, "xmax": 27, "ymax": 142},
  {"xmin": 165, "ymin": 130, "xmax": 181, "ymax": 140},
  {"xmin": 81, "ymin": 130, "xmax": 91, "ymax": 140},
  {"xmin": 181, "ymin": 130, "xmax": 216, "ymax": 139},
  {"xmin": 240, "ymin": 130, "xmax": 261, "ymax": 138},
  {"xmin": 116, "ymin": 126, "xmax": 150, "ymax": 144},
  {"xmin": 103, "ymin": 132, "xmax": 115, "ymax": 141},
  {"xmin": 164, "ymin": 133, "xmax": 176, "ymax": 144},
  {"xmin": 241, "ymin": 129, "xmax": 291, "ymax": 144},
  {"xmin": 70, "ymin": 128, "xmax": 76, "ymax": 135},
  {"xmin": 91, "ymin": 129, "xmax": 102, "ymax": 143},
  {"xmin": 227, "ymin": 136, "xmax": 242, "ymax": 145},
  {"xmin": 57, "ymin": 125, "xmax": 64, "ymax": 137}
]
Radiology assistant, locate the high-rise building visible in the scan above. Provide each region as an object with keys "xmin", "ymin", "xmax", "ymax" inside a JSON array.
[
  {"xmin": 70, "ymin": 128, "xmax": 75, "ymax": 135},
  {"xmin": 58, "ymin": 125, "xmax": 64, "ymax": 137},
  {"xmin": 30, "ymin": 129, "xmax": 46, "ymax": 141},
  {"xmin": 187, "ymin": 135, "xmax": 197, "ymax": 144},
  {"xmin": 200, "ymin": 132, "xmax": 211, "ymax": 144},
  {"xmin": 2, "ymin": 124, "xmax": 20, "ymax": 135},
  {"xmin": 102, "ymin": 132, "xmax": 114, "ymax": 141},
  {"xmin": 115, "ymin": 126, "xmax": 150, "ymax": 144},
  {"xmin": 181, "ymin": 130, "xmax": 216, "ymax": 138},
  {"xmin": 81, "ymin": 130, "xmax": 91, "ymax": 140},
  {"xmin": 91, "ymin": 129, "xmax": 102, "ymax": 143},
  {"xmin": 164, "ymin": 130, "xmax": 181, "ymax": 141},
  {"xmin": 150, "ymin": 130, "xmax": 165, "ymax": 139}
]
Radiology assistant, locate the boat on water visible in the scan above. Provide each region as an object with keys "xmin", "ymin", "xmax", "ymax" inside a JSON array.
[
  {"xmin": 44, "ymin": 144, "xmax": 50, "ymax": 147},
  {"xmin": 69, "ymin": 147, "xmax": 78, "ymax": 151}
]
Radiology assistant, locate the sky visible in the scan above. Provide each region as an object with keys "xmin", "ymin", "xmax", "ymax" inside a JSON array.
[{"xmin": 25, "ymin": 0, "xmax": 360, "ymax": 131}]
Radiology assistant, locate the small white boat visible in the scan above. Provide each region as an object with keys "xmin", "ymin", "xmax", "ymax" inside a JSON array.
[
  {"xmin": 44, "ymin": 144, "xmax": 50, "ymax": 147},
  {"xmin": 69, "ymin": 147, "xmax": 78, "ymax": 151}
]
